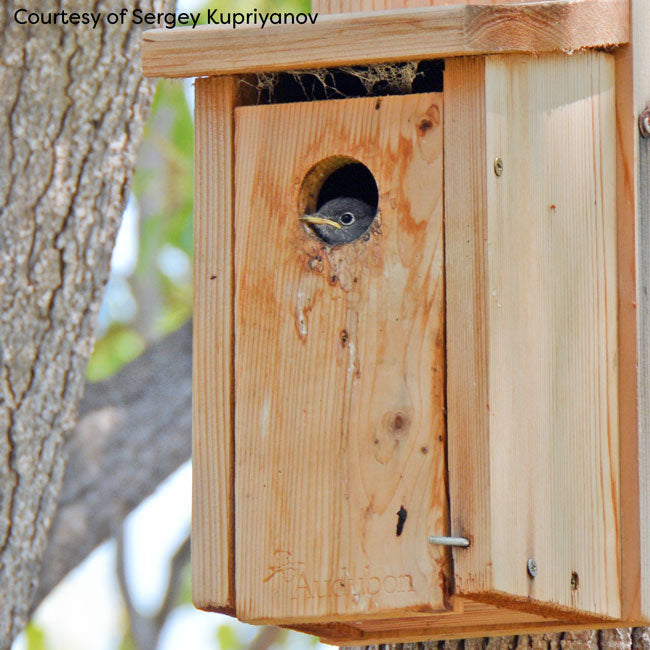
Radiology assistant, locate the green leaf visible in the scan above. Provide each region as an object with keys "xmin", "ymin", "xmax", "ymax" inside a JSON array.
[
  {"xmin": 86, "ymin": 326, "xmax": 146, "ymax": 382},
  {"xmin": 178, "ymin": 563, "xmax": 193, "ymax": 606},
  {"xmin": 117, "ymin": 631, "xmax": 138, "ymax": 650},
  {"xmin": 198, "ymin": 0, "xmax": 312, "ymax": 24},
  {"xmin": 24, "ymin": 622, "xmax": 48, "ymax": 650},
  {"xmin": 216, "ymin": 623, "xmax": 241, "ymax": 650}
]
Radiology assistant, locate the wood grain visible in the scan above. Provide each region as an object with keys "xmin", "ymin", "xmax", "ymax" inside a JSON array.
[
  {"xmin": 140, "ymin": 0, "xmax": 628, "ymax": 79},
  {"xmin": 283, "ymin": 596, "xmax": 650, "ymax": 645},
  {"xmin": 313, "ymin": 616, "xmax": 650, "ymax": 646},
  {"xmin": 615, "ymin": 0, "xmax": 650, "ymax": 623},
  {"xmin": 192, "ymin": 76, "xmax": 237, "ymax": 613},
  {"xmin": 635, "ymin": 48, "xmax": 650, "ymax": 627},
  {"xmin": 233, "ymin": 93, "xmax": 448, "ymax": 623},
  {"xmin": 313, "ymin": 0, "xmax": 550, "ymax": 15},
  {"xmin": 485, "ymin": 51, "xmax": 619, "ymax": 618},
  {"xmin": 444, "ymin": 56, "xmax": 492, "ymax": 597},
  {"xmin": 446, "ymin": 52, "xmax": 619, "ymax": 618}
]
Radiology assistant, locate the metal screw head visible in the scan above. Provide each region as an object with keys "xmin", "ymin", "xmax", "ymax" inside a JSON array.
[
  {"xmin": 640, "ymin": 110, "xmax": 650, "ymax": 139},
  {"xmin": 527, "ymin": 558, "xmax": 538, "ymax": 578},
  {"xmin": 428, "ymin": 535, "xmax": 471, "ymax": 548},
  {"xmin": 494, "ymin": 157, "xmax": 504, "ymax": 176}
]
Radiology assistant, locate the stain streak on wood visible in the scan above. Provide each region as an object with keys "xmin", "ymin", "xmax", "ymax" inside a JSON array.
[{"xmin": 234, "ymin": 93, "xmax": 447, "ymax": 623}]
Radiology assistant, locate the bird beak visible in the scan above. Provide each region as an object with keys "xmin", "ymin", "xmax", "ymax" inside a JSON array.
[{"xmin": 299, "ymin": 215, "xmax": 342, "ymax": 230}]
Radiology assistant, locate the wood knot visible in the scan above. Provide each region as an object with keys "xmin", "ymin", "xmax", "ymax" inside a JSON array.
[
  {"xmin": 417, "ymin": 118, "xmax": 433, "ymax": 135},
  {"xmin": 417, "ymin": 104, "xmax": 440, "ymax": 136},
  {"xmin": 383, "ymin": 410, "xmax": 411, "ymax": 438}
]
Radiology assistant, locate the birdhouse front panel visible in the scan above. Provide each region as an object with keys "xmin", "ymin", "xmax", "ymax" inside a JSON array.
[{"xmin": 233, "ymin": 93, "xmax": 448, "ymax": 623}]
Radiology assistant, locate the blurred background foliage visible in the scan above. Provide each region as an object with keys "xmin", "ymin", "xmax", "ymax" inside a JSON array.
[
  {"xmin": 19, "ymin": 0, "xmax": 328, "ymax": 648},
  {"xmin": 87, "ymin": 73, "xmax": 194, "ymax": 381},
  {"xmin": 89, "ymin": 0, "xmax": 311, "ymax": 382}
]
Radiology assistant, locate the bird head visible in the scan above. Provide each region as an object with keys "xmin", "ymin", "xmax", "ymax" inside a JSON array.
[{"xmin": 300, "ymin": 197, "xmax": 375, "ymax": 246}]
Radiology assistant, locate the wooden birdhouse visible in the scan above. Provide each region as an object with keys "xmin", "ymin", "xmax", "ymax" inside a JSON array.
[{"xmin": 140, "ymin": 0, "xmax": 650, "ymax": 643}]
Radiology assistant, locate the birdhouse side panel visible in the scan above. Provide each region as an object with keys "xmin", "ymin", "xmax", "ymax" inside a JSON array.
[
  {"xmin": 192, "ymin": 76, "xmax": 238, "ymax": 613},
  {"xmin": 233, "ymin": 93, "xmax": 448, "ymax": 623},
  {"xmin": 448, "ymin": 52, "xmax": 620, "ymax": 619}
]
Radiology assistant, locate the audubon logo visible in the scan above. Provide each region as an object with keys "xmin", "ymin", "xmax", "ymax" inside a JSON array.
[{"xmin": 264, "ymin": 550, "xmax": 415, "ymax": 599}]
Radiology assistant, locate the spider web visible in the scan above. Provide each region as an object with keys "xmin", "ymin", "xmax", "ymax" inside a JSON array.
[{"xmin": 242, "ymin": 60, "xmax": 443, "ymax": 104}]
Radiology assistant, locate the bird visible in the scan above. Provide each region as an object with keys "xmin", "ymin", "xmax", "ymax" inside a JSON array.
[{"xmin": 300, "ymin": 197, "xmax": 375, "ymax": 246}]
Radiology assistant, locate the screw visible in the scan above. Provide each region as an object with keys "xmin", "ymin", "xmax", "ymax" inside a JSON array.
[
  {"xmin": 640, "ymin": 108, "xmax": 650, "ymax": 138},
  {"xmin": 527, "ymin": 558, "xmax": 538, "ymax": 578},
  {"xmin": 428, "ymin": 535, "xmax": 471, "ymax": 547},
  {"xmin": 494, "ymin": 157, "xmax": 504, "ymax": 176}
]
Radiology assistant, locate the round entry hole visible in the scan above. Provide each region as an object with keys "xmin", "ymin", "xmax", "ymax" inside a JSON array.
[{"xmin": 298, "ymin": 156, "xmax": 378, "ymax": 246}]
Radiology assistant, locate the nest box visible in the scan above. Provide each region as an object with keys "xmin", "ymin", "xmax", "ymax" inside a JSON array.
[{"xmin": 141, "ymin": 0, "xmax": 650, "ymax": 643}]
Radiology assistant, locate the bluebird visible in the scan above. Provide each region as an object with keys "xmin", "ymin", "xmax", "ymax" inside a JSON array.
[{"xmin": 300, "ymin": 197, "xmax": 375, "ymax": 246}]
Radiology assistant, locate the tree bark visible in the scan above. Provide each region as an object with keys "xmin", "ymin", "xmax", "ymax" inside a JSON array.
[
  {"xmin": 345, "ymin": 630, "xmax": 647, "ymax": 650},
  {"xmin": 0, "ymin": 1, "xmax": 171, "ymax": 645},
  {"xmin": 31, "ymin": 321, "xmax": 191, "ymax": 613}
]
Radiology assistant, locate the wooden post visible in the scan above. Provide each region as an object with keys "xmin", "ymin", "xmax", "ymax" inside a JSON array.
[{"xmin": 616, "ymin": 0, "xmax": 650, "ymax": 623}]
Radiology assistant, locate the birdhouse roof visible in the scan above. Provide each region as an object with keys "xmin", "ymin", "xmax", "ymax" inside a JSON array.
[{"xmin": 140, "ymin": 0, "xmax": 628, "ymax": 79}]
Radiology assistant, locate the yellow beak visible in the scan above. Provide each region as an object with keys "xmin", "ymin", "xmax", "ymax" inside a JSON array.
[{"xmin": 299, "ymin": 215, "xmax": 342, "ymax": 230}]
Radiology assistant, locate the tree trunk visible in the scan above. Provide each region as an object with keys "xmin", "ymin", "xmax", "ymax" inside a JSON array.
[
  {"xmin": 0, "ymin": 1, "xmax": 171, "ymax": 645},
  {"xmin": 31, "ymin": 321, "xmax": 191, "ymax": 613},
  {"xmin": 346, "ymin": 629, "xmax": 649, "ymax": 650}
]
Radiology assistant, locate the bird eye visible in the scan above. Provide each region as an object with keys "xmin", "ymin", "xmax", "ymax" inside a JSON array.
[{"xmin": 340, "ymin": 212, "xmax": 355, "ymax": 226}]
